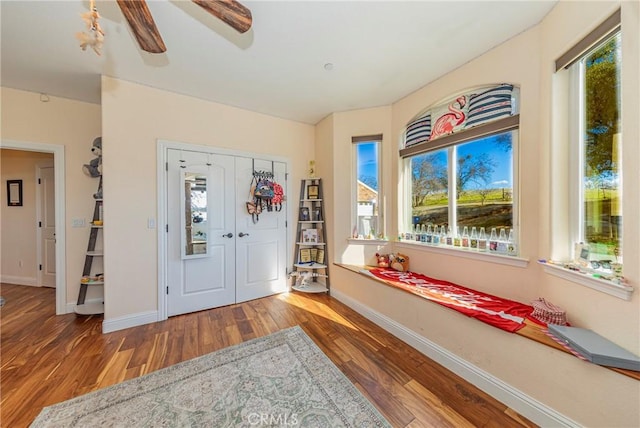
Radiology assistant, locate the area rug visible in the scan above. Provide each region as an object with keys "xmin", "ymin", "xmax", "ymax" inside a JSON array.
[{"xmin": 31, "ymin": 326, "xmax": 390, "ymax": 427}]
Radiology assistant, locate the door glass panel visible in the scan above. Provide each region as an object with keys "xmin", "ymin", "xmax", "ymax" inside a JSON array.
[{"xmin": 183, "ymin": 171, "xmax": 208, "ymax": 258}]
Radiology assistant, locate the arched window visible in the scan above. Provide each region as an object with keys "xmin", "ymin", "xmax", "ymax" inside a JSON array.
[{"xmin": 399, "ymin": 84, "xmax": 520, "ymax": 257}]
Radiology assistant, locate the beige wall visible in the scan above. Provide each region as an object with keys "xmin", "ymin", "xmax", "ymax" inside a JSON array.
[
  {"xmin": 0, "ymin": 149, "xmax": 54, "ymax": 285},
  {"xmin": 0, "ymin": 88, "xmax": 102, "ymax": 306},
  {"xmin": 317, "ymin": 107, "xmax": 394, "ymax": 268},
  {"xmin": 314, "ymin": 114, "xmax": 335, "ymax": 271},
  {"xmin": 101, "ymin": 77, "xmax": 314, "ymax": 321},
  {"xmin": 326, "ymin": 1, "xmax": 639, "ymax": 426}
]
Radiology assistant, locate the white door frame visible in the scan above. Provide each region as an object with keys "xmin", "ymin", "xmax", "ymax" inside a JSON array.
[
  {"xmin": 0, "ymin": 139, "xmax": 67, "ymax": 314},
  {"xmin": 36, "ymin": 161, "xmax": 55, "ymax": 287},
  {"xmin": 157, "ymin": 139, "xmax": 291, "ymax": 321}
]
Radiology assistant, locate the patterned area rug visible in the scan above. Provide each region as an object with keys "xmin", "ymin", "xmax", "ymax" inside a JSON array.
[{"xmin": 31, "ymin": 326, "xmax": 390, "ymax": 427}]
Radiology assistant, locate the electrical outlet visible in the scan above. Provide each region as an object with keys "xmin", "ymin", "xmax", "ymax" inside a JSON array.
[
  {"xmin": 18, "ymin": 260, "xmax": 23, "ymax": 267},
  {"xmin": 72, "ymin": 218, "xmax": 85, "ymax": 228}
]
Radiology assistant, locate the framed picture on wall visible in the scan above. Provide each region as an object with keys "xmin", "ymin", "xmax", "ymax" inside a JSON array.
[{"xmin": 7, "ymin": 180, "xmax": 23, "ymax": 207}]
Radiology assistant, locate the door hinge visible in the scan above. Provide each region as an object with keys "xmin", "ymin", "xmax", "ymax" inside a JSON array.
[
  {"xmin": 285, "ymin": 173, "xmax": 289, "ymax": 181},
  {"xmin": 38, "ymin": 221, "xmax": 42, "ymax": 227},
  {"xmin": 285, "ymin": 220, "xmax": 287, "ymax": 228},
  {"xmin": 166, "ymin": 224, "xmax": 169, "ymax": 233},
  {"xmin": 166, "ymin": 286, "xmax": 169, "ymax": 295},
  {"xmin": 39, "ymin": 264, "xmax": 43, "ymax": 271},
  {"xmin": 166, "ymin": 162, "xmax": 168, "ymax": 171},
  {"xmin": 38, "ymin": 178, "xmax": 41, "ymax": 184}
]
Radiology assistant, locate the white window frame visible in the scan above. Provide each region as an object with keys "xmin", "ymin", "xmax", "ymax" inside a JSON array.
[
  {"xmin": 544, "ymin": 13, "xmax": 633, "ymax": 300},
  {"xmin": 568, "ymin": 61, "xmax": 586, "ymax": 254},
  {"xmin": 352, "ymin": 135, "xmax": 383, "ymax": 240},
  {"xmin": 569, "ymin": 30, "xmax": 622, "ymax": 262},
  {"xmin": 401, "ymin": 129, "xmax": 520, "ymax": 257}
]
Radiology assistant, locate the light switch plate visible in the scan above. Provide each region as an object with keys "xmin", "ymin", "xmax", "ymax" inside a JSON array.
[{"xmin": 72, "ymin": 218, "xmax": 85, "ymax": 228}]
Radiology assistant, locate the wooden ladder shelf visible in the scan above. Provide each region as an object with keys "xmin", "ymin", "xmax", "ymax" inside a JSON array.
[
  {"xmin": 291, "ymin": 178, "xmax": 330, "ymax": 293},
  {"xmin": 75, "ymin": 177, "xmax": 104, "ymax": 315}
]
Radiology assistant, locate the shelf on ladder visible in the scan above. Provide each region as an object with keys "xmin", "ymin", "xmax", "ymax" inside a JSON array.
[{"xmin": 75, "ymin": 176, "xmax": 105, "ymax": 316}]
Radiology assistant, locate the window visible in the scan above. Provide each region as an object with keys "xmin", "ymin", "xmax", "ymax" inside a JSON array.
[
  {"xmin": 571, "ymin": 30, "xmax": 622, "ymax": 265},
  {"xmin": 353, "ymin": 135, "xmax": 381, "ymax": 239},
  {"xmin": 399, "ymin": 85, "xmax": 519, "ymax": 255},
  {"xmin": 404, "ymin": 130, "xmax": 516, "ymax": 253}
]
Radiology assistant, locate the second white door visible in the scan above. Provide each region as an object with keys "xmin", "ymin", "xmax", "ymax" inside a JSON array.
[
  {"xmin": 235, "ymin": 157, "xmax": 287, "ymax": 303},
  {"xmin": 38, "ymin": 164, "xmax": 56, "ymax": 288}
]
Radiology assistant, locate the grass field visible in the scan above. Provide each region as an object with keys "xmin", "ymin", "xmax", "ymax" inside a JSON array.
[
  {"xmin": 411, "ymin": 187, "xmax": 620, "ymax": 254},
  {"xmin": 412, "ymin": 189, "xmax": 512, "ymax": 228},
  {"xmin": 418, "ymin": 188, "xmax": 512, "ymax": 207}
]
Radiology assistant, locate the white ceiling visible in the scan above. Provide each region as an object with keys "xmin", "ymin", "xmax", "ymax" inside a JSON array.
[{"xmin": 1, "ymin": 1, "xmax": 556, "ymax": 124}]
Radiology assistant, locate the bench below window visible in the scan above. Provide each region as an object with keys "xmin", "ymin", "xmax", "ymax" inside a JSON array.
[{"xmin": 335, "ymin": 263, "xmax": 639, "ymax": 381}]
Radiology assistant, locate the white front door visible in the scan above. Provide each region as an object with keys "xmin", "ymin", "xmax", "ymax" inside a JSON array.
[
  {"xmin": 38, "ymin": 164, "xmax": 56, "ymax": 288},
  {"xmin": 235, "ymin": 157, "xmax": 288, "ymax": 303},
  {"xmin": 167, "ymin": 149, "xmax": 236, "ymax": 316},
  {"xmin": 166, "ymin": 149, "xmax": 288, "ymax": 316}
]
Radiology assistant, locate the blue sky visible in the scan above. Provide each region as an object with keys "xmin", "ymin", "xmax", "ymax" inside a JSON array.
[
  {"xmin": 458, "ymin": 134, "xmax": 513, "ymax": 189},
  {"xmin": 357, "ymin": 142, "xmax": 379, "ymax": 189},
  {"xmin": 357, "ymin": 134, "xmax": 513, "ymax": 191}
]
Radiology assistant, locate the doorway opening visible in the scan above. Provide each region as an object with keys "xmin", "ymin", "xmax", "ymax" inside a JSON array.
[{"xmin": 0, "ymin": 140, "xmax": 66, "ymax": 314}]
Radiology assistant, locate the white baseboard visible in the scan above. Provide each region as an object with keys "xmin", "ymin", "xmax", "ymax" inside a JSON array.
[
  {"xmin": 1, "ymin": 275, "xmax": 37, "ymax": 286},
  {"xmin": 331, "ymin": 288, "xmax": 579, "ymax": 428},
  {"xmin": 65, "ymin": 298, "xmax": 103, "ymax": 314},
  {"xmin": 102, "ymin": 310, "xmax": 159, "ymax": 334}
]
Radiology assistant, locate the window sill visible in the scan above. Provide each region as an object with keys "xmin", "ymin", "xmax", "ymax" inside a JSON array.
[
  {"xmin": 540, "ymin": 261, "xmax": 634, "ymax": 301},
  {"xmin": 396, "ymin": 241, "xmax": 529, "ymax": 268},
  {"xmin": 347, "ymin": 238, "xmax": 390, "ymax": 245}
]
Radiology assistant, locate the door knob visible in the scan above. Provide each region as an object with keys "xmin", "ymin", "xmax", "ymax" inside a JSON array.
[
  {"xmin": 222, "ymin": 233, "xmax": 233, "ymax": 238},
  {"xmin": 239, "ymin": 232, "xmax": 250, "ymax": 237}
]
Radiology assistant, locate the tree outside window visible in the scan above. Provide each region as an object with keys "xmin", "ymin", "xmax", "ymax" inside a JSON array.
[
  {"xmin": 409, "ymin": 131, "xmax": 514, "ymax": 233},
  {"xmin": 580, "ymin": 32, "xmax": 622, "ymax": 260}
]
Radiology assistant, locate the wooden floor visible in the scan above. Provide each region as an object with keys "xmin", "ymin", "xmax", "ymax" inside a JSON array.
[{"xmin": 0, "ymin": 283, "xmax": 536, "ymax": 427}]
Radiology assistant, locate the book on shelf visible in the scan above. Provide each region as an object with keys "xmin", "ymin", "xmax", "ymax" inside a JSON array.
[
  {"xmin": 299, "ymin": 248, "xmax": 312, "ymax": 263},
  {"xmin": 298, "ymin": 247, "xmax": 325, "ymax": 265}
]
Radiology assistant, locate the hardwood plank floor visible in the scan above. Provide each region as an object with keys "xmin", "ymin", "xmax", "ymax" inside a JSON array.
[{"xmin": 0, "ymin": 283, "xmax": 537, "ymax": 427}]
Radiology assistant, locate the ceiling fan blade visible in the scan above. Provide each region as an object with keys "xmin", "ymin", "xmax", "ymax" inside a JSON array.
[
  {"xmin": 192, "ymin": 0, "xmax": 252, "ymax": 34},
  {"xmin": 116, "ymin": 0, "xmax": 167, "ymax": 53}
]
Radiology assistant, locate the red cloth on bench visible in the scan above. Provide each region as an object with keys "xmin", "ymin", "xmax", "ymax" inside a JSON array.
[{"xmin": 367, "ymin": 268, "xmax": 534, "ymax": 332}]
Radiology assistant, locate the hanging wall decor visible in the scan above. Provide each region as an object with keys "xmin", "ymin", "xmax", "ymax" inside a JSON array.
[{"xmin": 7, "ymin": 179, "xmax": 23, "ymax": 207}]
